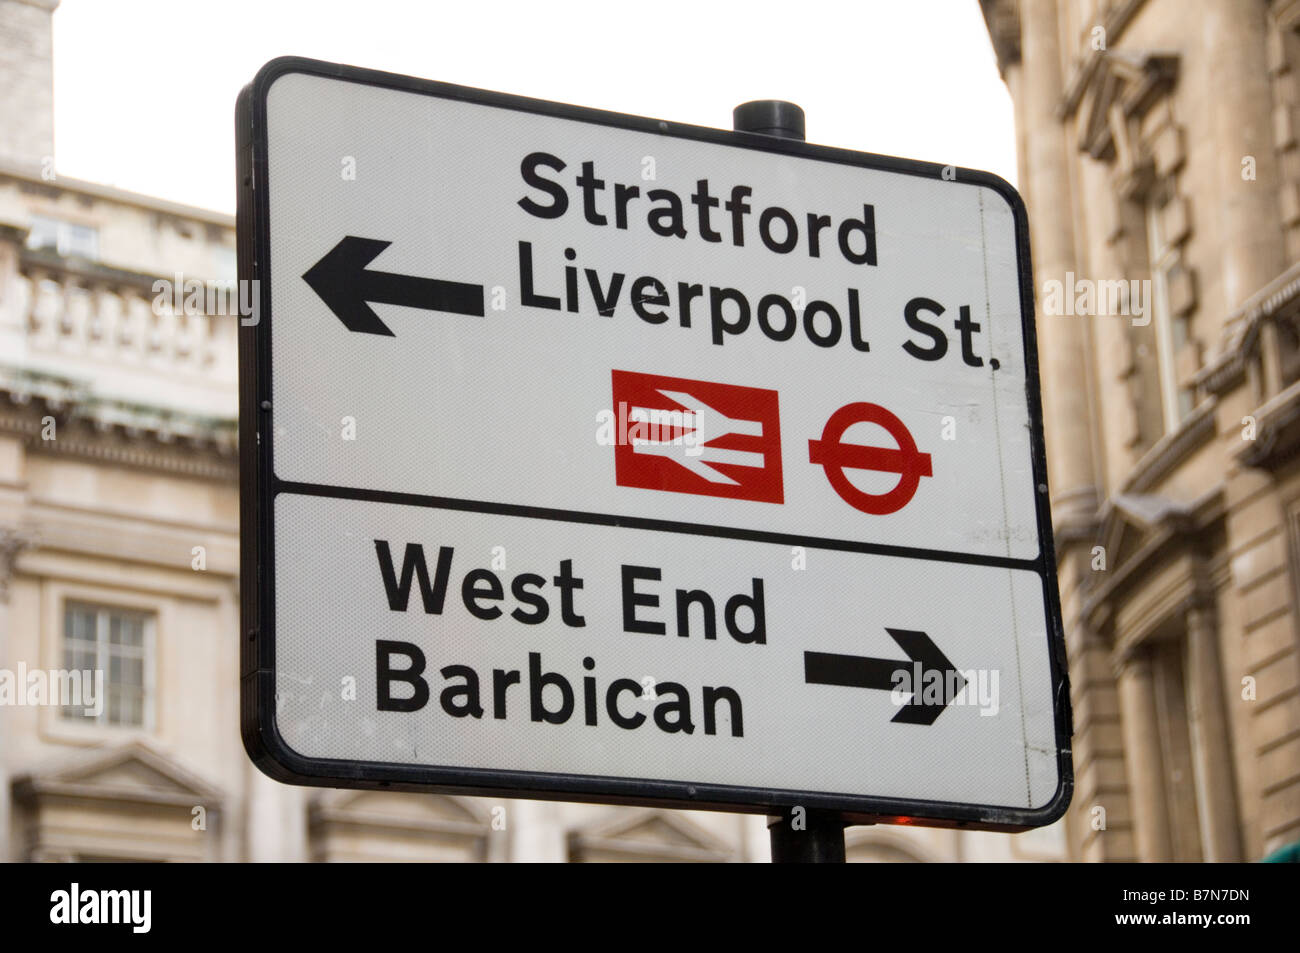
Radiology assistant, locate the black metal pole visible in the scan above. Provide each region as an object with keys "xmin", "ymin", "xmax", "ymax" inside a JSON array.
[
  {"xmin": 767, "ymin": 809, "xmax": 847, "ymax": 863},
  {"xmin": 733, "ymin": 100, "xmax": 847, "ymax": 865},
  {"xmin": 733, "ymin": 99, "xmax": 806, "ymax": 141}
]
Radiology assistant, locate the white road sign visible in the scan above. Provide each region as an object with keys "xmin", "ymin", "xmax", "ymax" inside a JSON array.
[{"xmin": 238, "ymin": 57, "xmax": 1072, "ymax": 828}]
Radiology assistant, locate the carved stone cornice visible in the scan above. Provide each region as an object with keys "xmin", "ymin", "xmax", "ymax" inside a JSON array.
[
  {"xmin": 1237, "ymin": 378, "xmax": 1300, "ymax": 470},
  {"xmin": 11, "ymin": 740, "xmax": 224, "ymax": 810},
  {"xmin": 0, "ymin": 159, "xmax": 233, "ymax": 230},
  {"xmin": 0, "ymin": 370, "xmax": 236, "ymax": 481},
  {"xmin": 979, "ymin": 0, "xmax": 1022, "ymax": 75},
  {"xmin": 1067, "ymin": 50, "xmax": 1180, "ymax": 166},
  {"xmin": 1197, "ymin": 261, "xmax": 1300, "ymax": 397},
  {"xmin": 1120, "ymin": 398, "xmax": 1217, "ymax": 494},
  {"xmin": 1196, "ymin": 348, "xmax": 1249, "ymax": 397},
  {"xmin": 8, "ymin": 1, "xmax": 61, "ymax": 14},
  {"xmin": 18, "ymin": 246, "xmax": 164, "ymax": 296},
  {"xmin": 1053, "ymin": 515, "xmax": 1103, "ymax": 549},
  {"xmin": 1059, "ymin": 0, "xmax": 1154, "ymax": 117}
]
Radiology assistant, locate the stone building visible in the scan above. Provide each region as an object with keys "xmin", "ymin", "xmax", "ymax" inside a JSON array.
[
  {"xmin": 0, "ymin": 0, "xmax": 1066, "ymax": 861},
  {"xmin": 981, "ymin": 0, "xmax": 1300, "ymax": 860}
]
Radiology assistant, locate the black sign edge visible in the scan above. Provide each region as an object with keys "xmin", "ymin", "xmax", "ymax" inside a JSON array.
[{"xmin": 236, "ymin": 55, "xmax": 1074, "ymax": 832}]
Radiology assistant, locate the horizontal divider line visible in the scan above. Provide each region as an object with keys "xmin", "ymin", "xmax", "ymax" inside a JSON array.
[{"xmin": 273, "ymin": 478, "xmax": 1044, "ymax": 573}]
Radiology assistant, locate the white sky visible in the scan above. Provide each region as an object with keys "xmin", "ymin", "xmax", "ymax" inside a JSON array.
[{"xmin": 50, "ymin": 0, "xmax": 1016, "ymax": 215}]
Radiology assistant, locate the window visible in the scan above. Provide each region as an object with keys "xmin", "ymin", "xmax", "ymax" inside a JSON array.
[
  {"xmin": 1148, "ymin": 639, "xmax": 1201, "ymax": 861},
  {"xmin": 26, "ymin": 215, "xmax": 99, "ymax": 260},
  {"xmin": 61, "ymin": 603, "xmax": 152, "ymax": 728},
  {"xmin": 1146, "ymin": 193, "xmax": 1192, "ymax": 432},
  {"xmin": 213, "ymin": 245, "xmax": 237, "ymax": 282},
  {"xmin": 1277, "ymin": 313, "xmax": 1300, "ymax": 387}
]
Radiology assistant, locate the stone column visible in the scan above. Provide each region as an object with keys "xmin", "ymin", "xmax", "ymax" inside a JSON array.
[
  {"xmin": 1018, "ymin": 0, "xmax": 1101, "ymax": 865},
  {"xmin": 1018, "ymin": 0, "xmax": 1098, "ymax": 517},
  {"xmin": 1202, "ymin": 0, "xmax": 1285, "ymax": 314},
  {"xmin": 508, "ymin": 800, "xmax": 567, "ymax": 862},
  {"xmin": 1004, "ymin": 61, "xmax": 1029, "ymax": 197},
  {"xmin": 1203, "ymin": 0, "xmax": 1299, "ymax": 859},
  {"xmin": 1185, "ymin": 603, "xmax": 1244, "ymax": 861},
  {"xmin": 0, "ymin": 528, "xmax": 27, "ymax": 862},
  {"xmin": 1116, "ymin": 647, "xmax": 1173, "ymax": 861}
]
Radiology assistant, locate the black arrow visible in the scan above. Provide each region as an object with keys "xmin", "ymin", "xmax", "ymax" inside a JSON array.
[
  {"xmin": 804, "ymin": 628, "xmax": 966, "ymax": 726},
  {"xmin": 302, "ymin": 236, "xmax": 485, "ymax": 337}
]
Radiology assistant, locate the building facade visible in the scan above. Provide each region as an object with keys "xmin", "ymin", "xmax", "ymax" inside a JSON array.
[
  {"xmin": 982, "ymin": 0, "xmax": 1300, "ymax": 860},
  {"xmin": 0, "ymin": 0, "xmax": 1068, "ymax": 862}
]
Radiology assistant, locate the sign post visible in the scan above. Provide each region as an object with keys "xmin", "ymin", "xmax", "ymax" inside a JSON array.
[
  {"xmin": 733, "ymin": 99, "xmax": 847, "ymax": 864},
  {"xmin": 237, "ymin": 58, "xmax": 1073, "ymax": 848}
]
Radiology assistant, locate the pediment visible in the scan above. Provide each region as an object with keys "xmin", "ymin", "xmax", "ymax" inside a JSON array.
[
  {"xmin": 574, "ymin": 808, "xmax": 733, "ymax": 855},
  {"xmin": 845, "ymin": 832, "xmax": 930, "ymax": 863},
  {"xmin": 87, "ymin": 761, "xmax": 186, "ymax": 792},
  {"xmin": 310, "ymin": 789, "xmax": 485, "ymax": 827},
  {"xmin": 1097, "ymin": 492, "xmax": 1194, "ymax": 573},
  {"xmin": 13, "ymin": 740, "xmax": 223, "ymax": 804},
  {"xmin": 1075, "ymin": 51, "xmax": 1179, "ymax": 161}
]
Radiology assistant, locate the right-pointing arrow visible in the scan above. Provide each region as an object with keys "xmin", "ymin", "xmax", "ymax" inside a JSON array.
[
  {"xmin": 804, "ymin": 627, "xmax": 966, "ymax": 726},
  {"xmin": 303, "ymin": 236, "xmax": 485, "ymax": 337}
]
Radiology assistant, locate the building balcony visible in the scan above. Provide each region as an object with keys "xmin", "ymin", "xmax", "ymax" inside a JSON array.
[{"xmin": 1, "ymin": 244, "xmax": 238, "ymax": 421}]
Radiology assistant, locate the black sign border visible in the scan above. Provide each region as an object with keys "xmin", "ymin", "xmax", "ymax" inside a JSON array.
[{"xmin": 237, "ymin": 55, "xmax": 1073, "ymax": 831}]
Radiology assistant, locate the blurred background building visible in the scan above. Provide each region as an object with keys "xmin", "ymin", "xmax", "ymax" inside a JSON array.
[
  {"xmin": 0, "ymin": 0, "xmax": 1066, "ymax": 862},
  {"xmin": 981, "ymin": 0, "xmax": 1300, "ymax": 860}
]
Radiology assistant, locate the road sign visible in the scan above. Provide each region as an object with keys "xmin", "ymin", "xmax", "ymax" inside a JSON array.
[{"xmin": 238, "ymin": 57, "xmax": 1072, "ymax": 829}]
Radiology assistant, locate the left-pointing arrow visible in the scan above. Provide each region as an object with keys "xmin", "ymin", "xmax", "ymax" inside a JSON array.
[{"xmin": 302, "ymin": 236, "xmax": 485, "ymax": 337}]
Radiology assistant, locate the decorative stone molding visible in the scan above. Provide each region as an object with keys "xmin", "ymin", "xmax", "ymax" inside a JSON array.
[
  {"xmin": 1052, "ymin": 483, "xmax": 1104, "ymax": 548},
  {"xmin": 0, "ymin": 525, "xmax": 33, "ymax": 604},
  {"xmin": 566, "ymin": 808, "xmax": 737, "ymax": 863},
  {"xmin": 1059, "ymin": 0, "xmax": 1150, "ymax": 114},
  {"xmin": 9, "ymin": 1, "xmax": 62, "ymax": 13},
  {"xmin": 978, "ymin": 0, "xmax": 1021, "ymax": 76},
  {"xmin": 1109, "ymin": 631, "xmax": 1153, "ymax": 677},
  {"xmin": 307, "ymin": 790, "xmax": 489, "ymax": 862},
  {"xmin": 11, "ymin": 741, "xmax": 225, "ymax": 863},
  {"xmin": 1082, "ymin": 489, "xmax": 1222, "ymax": 642},
  {"xmin": 1081, "ymin": 486, "xmax": 1222, "ymax": 621},
  {"xmin": 1197, "ymin": 259, "xmax": 1300, "ymax": 398},
  {"xmin": 1237, "ymin": 378, "xmax": 1300, "ymax": 469},
  {"xmin": 1068, "ymin": 24, "xmax": 1157, "ymax": 109},
  {"xmin": 0, "ymin": 162, "xmax": 234, "ymax": 231},
  {"xmin": 0, "ymin": 367, "xmax": 237, "ymax": 481},
  {"xmin": 1073, "ymin": 52, "xmax": 1179, "ymax": 164},
  {"xmin": 1268, "ymin": 1, "xmax": 1300, "ymax": 262},
  {"xmin": 1120, "ymin": 398, "xmax": 1217, "ymax": 495},
  {"xmin": 844, "ymin": 826, "xmax": 939, "ymax": 863},
  {"xmin": 1063, "ymin": 48, "xmax": 1200, "ymax": 452}
]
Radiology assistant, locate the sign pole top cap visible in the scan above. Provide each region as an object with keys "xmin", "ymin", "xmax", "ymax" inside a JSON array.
[{"xmin": 733, "ymin": 100, "xmax": 806, "ymax": 141}]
